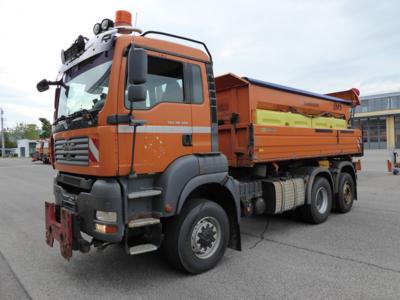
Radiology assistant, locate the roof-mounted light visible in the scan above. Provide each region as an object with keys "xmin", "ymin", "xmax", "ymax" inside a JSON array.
[
  {"xmin": 61, "ymin": 35, "xmax": 87, "ymax": 64},
  {"xmin": 101, "ymin": 18, "xmax": 114, "ymax": 31},
  {"xmin": 115, "ymin": 10, "xmax": 132, "ymax": 27},
  {"xmin": 93, "ymin": 23, "xmax": 101, "ymax": 35},
  {"xmin": 114, "ymin": 10, "xmax": 143, "ymax": 34}
]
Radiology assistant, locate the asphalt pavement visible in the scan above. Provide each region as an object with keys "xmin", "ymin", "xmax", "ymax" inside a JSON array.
[{"xmin": 0, "ymin": 151, "xmax": 399, "ymax": 299}]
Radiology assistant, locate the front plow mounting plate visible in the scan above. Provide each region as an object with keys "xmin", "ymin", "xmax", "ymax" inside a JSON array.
[{"xmin": 45, "ymin": 202, "xmax": 74, "ymax": 260}]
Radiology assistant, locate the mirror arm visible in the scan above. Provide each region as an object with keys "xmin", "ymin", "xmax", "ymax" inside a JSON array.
[{"xmin": 47, "ymin": 80, "xmax": 68, "ymax": 90}]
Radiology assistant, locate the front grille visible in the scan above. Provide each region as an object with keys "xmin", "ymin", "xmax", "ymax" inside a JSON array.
[{"xmin": 55, "ymin": 137, "xmax": 89, "ymax": 166}]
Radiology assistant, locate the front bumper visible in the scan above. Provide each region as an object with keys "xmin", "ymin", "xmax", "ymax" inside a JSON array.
[
  {"xmin": 47, "ymin": 174, "xmax": 165, "ymax": 260},
  {"xmin": 46, "ymin": 177, "xmax": 125, "ymax": 260},
  {"xmin": 53, "ymin": 178, "xmax": 124, "ymax": 243}
]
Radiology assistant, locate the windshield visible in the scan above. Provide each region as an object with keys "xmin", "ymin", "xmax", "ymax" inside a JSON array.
[{"xmin": 57, "ymin": 52, "xmax": 112, "ymax": 119}]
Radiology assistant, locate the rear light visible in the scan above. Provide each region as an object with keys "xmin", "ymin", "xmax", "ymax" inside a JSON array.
[
  {"xmin": 352, "ymin": 88, "xmax": 360, "ymax": 96},
  {"xmin": 95, "ymin": 223, "xmax": 118, "ymax": 234},
  {"xmin": 95, "ymin": 211, "xmax": 117, "ymax": 222}
]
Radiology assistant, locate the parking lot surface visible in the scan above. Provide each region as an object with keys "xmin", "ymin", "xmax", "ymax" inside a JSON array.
[{"xmin": 0, "ymin": 151, "xmax": 400, "ymax": 299}]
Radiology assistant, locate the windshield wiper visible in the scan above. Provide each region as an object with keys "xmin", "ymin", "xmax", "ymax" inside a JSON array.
[
  {"xmin": 69, "ymin": 108, "xmax": 102, "ymax": 123},
  {"xmin": 55, "ymin": 106, "xmax": 103, "ymax": 126},
  {"xmin": 69, "ymin": 109, "xmax": 90, "ymax": 120},
  {"xmin": 54, "ymin": 115, "xmax": 67, "ymax": 124}
]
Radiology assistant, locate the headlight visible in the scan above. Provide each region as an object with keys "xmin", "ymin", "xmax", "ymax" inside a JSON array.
[{"xmin": 95, "ymin": 211, "xmax": 117, "ymax": 222}]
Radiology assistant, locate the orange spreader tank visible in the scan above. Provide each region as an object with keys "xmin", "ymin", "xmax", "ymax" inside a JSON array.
[{"xmin": 216, "ymin": 73, "xmax": 362, "ymax": 167}]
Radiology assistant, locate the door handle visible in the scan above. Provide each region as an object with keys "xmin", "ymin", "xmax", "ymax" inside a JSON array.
[{"xmin": 182, "ymin": 134, "xmax": 192, "ymax": 147}]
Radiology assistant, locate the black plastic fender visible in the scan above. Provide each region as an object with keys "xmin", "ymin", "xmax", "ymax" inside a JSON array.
[
  {"xmin": 176, "ymin": 173, "xmax": 241, "ymax": 223},
  {"xmin": 155, "ymin": 153, "xmax": 232, "ymax": 216}
]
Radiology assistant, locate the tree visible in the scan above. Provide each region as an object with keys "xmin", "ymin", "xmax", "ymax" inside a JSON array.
[
  {"xmin": 11, "ymin": 123, "xmax": 26, "ymax": 141},
  {"xmin": 23, "ymin": 124, "xmax": 39, "ymax": 140},
  {"xmin": 39, "ymin": 118, "xmax": 52, "ymax": 138},
  {"xmin": 4, "ymin": 131, "xmax": 17, "ymax": 148},
  {"xmin": 8, "ymin": 123, "xmax": 39, "ymax": 141}
]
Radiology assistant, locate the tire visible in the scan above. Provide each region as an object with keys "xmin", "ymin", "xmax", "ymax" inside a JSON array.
[
  {"xmin": 163, "ymin": 198, "xmax": 229, "ymax": 274},
  {"xmin": 335, "ymin": 173, "xmax": 355, "ymax": 213},
  {"xmin": 302, "ymin": 177, "xmax": 332, "ymax": 224}
]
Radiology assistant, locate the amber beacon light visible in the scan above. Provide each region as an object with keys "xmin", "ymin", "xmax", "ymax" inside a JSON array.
[{"xmin": 115, "ymin": 10, "xmax": 132, "ymax": 27}]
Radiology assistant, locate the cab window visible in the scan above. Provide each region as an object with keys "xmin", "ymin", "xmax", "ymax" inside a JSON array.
[
  {"xmin": 189, "ymin": 64, "xmax": 204, "ymax": 104},
  {"xmin": 126, "ymin": 56, "xmax": 184, "ymax": 109}
]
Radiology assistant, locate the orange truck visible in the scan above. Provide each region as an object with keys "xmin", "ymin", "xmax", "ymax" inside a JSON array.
[
  {"xmin": 32, "ymin": 139, "xmax": 51, "ymax": 164},
  {"xmin": 37, "ymin": 10, "xmax": 362, "ymax": 274}
]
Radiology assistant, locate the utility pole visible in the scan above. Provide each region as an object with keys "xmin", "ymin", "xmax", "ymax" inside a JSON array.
[{"xmin": 1, "ymin": 108, "xmax": 4, "ymax": 158}]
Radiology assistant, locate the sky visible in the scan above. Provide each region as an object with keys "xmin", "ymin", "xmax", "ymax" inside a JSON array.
[{"xmin": 0, "ymin": 0, "xmax": 399, "ymax": 127}]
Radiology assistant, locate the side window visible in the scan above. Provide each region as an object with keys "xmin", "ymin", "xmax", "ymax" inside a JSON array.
[
  {"xmin": 126, "ymin": 56, "xmax": 184, "ymax": 109},
  {"xmin": 189, "ymin": 64, "xmax": 204, "ymax": 104}
]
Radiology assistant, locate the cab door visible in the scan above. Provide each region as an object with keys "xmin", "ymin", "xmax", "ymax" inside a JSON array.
[{"xmin": 118, "ymin": 54, "xmax": 193, "ymax": 175}]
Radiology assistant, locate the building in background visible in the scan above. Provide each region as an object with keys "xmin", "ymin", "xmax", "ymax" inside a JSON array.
[
  {"xmin": 0, "ymin": 148, "xmax": 17, "ymax": 157},
  {"xmin": 353, "ymin": 91, "xmax": 400, "ymax": 150},
  {"xmin": 16, "ymin": 139, "xmax": 38, "ymax": 157}
]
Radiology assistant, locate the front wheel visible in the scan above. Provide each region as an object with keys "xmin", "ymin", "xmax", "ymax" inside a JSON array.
[
  {"xmin": 163, "ymin": 198, "xmax": 229, "ymax": 274},
  {"xmin": 302, "ymin": 177, "xmax": 332, "ymax": 224}
]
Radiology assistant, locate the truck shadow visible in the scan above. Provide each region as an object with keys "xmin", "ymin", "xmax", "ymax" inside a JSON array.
[
  {"xmin": 64, "ymin": 210, "xmax": 346, "ymax": 290},
  {"xmin": 66, "ymin": 245, "xmax": 192, "ymax": 286},
  {"xmin": 239, "ymin": 209, "xmax": 346, "ymax": 244}
]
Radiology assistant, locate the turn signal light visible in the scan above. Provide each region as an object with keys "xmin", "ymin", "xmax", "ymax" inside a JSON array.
[
  {"xmin": 115, "ymin": 10, "xmax": 132, "ymax": 27},
  {"xmin": 95, "ymin": 223, "xmax": 118, "ymax": 234}
]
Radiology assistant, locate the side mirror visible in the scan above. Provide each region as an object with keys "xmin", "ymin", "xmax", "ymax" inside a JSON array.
[
  {"xmin": 128, "ymin": 47, "xmax": 147, "ymax": 84},
  {"xmin": 128, "ymin": 84, "xmax": 146, "ymax": 103},
  {"xmin": 37, "ymin": 79, "xmax": 50, "ymax": 92}
]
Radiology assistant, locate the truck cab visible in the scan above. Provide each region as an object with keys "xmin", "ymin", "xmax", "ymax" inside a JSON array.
[{"xmin": 40, "ymin": 11, "xmax": 237, "ymax": 274}]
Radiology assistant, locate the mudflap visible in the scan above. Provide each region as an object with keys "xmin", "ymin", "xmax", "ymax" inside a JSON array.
[{"xmin": 45, "ymin": 202, "xmax": 75, "ymax": 260}]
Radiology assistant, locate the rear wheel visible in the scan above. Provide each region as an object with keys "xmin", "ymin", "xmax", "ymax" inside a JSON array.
[
  {"xmin": 303, "ymin": 177, "xmax": 332, "ymax": 224},
  {"xmin": 163, "ymin": 198, "xmax": 229, "ymax": 274},
  {"xmin": 335, "ymin": 173, "xmax": 355, "ymax": 213}
]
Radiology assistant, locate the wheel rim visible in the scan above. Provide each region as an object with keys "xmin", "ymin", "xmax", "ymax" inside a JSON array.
[
  {"xmin": 343, "ymin": 182, "xmax": 353, "ymax": 205},
  {"xmin": 190, "ymin": 216, "xmax": 221, "ymax": 260},
  {"xmin": 315, "ymin": 187, "xmax": 329, "ymax": 214}
]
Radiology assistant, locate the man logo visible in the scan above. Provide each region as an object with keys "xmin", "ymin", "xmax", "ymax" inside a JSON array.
[
  {"xmin": 62, "ymin": 142, "xmax": 76, "ymax": 160},
  {"xmin": 62, "ymin": 142, "xmax": 75, "ymax": 152}
]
